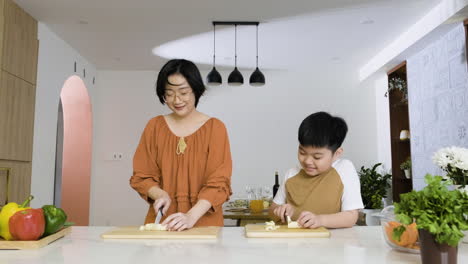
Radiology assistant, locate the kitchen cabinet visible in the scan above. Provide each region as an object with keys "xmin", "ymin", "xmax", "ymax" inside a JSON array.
[
  {"xmin": 0, "ymin": 160, "xmax": 31, "ymax": 207},
  {"xmin": 2, "ymin": 0, "xmax": 38, "ymax": 84},
  {"xmin": 0, "ymin": 71, "xmax": 35, "ymax": 161},
  {"xmin": 0, "ymin": 0, "xmax": 38, "ymax": 205}
]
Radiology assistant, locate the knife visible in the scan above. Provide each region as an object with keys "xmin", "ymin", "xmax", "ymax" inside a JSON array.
[{"xmin": 155, "ymin": 209, "xmax": 163, "ymax": 224}]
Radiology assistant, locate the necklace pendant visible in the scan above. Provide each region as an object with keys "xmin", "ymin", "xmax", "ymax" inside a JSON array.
[{"xmin": 176, "ymin": 137, "xmax": 187, "ymax": 155}]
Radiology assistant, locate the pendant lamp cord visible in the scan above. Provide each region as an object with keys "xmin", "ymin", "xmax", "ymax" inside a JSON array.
[
  {"xmin": 213, "ymin": 24, "xmax": 216, "ymax": 66},
  {"xmin": 234, "ymin": 25, "xmax": 237, "ymax": 68},
  {"xmin": 256, "ymin": 25, "xmax": 259, "ymax": 68}
]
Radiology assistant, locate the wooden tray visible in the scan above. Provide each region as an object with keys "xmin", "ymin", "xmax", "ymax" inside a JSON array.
[
  {"xmin": 0, "ymin": 227, "xmax": 72, "ymax": 249},
  {"xmin": 101, "ymin": 226, "xmax": 220, "ymax": 239},
  {"xmin": 245, "ymin": 224, "xmax": 330, "ymax": 238}
]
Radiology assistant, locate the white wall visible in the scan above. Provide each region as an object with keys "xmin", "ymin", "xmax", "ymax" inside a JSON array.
[
  {"xmin": 363, "ymin": 70, "xmax": 393, "ymax": 205},
  {"xmin": 407, "ymin": 23, "xmax": 468, "ymax": 190},
  {"xmin": 91, "ymin": 68, "xmax": 379, "ymax": 225},
  {"xmin": 31, "ymin": 23, "xmax": 97, "ymax": 208},
  {"xmin": 371, "ymin": 71, "xmax": 392, "ymax": 171},
  {"xmin": 89, "ymin": 71, "xmax": 168, "ymax": 225}
]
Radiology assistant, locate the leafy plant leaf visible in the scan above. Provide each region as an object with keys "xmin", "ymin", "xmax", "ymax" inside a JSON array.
[
  {"xmin": 392, "ymin": 225, "xmax": 406, "ymax": 241},
  {"xmin": 359, "ymin": 163, "xmax": 391, "ymax": 209},
  {"xmin": 394, "ymin": 174, "xmax": 468, "ymax": 246}
]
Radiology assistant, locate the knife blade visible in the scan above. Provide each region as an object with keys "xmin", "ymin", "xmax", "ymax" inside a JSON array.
[{"xmin": 155, "ymin": 209, "xmax": 163, "ymax": 224}]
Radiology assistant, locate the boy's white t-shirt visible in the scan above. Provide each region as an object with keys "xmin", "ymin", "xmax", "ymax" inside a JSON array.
[{"xmin": 273, "ymin": 159, "xmax": 364, "ymax": 212}]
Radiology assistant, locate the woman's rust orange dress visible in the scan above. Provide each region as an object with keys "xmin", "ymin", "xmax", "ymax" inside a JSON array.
[{"xmin": 130, "ymin": 115, "xmax": 232, "ymax": 226}]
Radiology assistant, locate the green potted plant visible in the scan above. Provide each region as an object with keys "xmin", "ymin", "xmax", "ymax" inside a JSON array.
[
  {"xmin": 400, "ymin": 158, "xmax": 411, "ymax": 179},
  {"xmin": 358, "ymin": 163, "xmax": 392, "ymax": 225},
  {"xmin": 388, "ymin": 76, "xmax": 408, "ymax": 102},
  {"xmin": 394, "ymin": 174, "xmax": 468, "ymax": 264}
]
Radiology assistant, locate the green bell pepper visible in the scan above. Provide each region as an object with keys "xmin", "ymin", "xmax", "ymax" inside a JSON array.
[{"xmin": 42, "ymin": 205, "xmax": 67, "ymax": 236}]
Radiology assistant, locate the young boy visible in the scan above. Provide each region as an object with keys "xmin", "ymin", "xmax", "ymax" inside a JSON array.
[{"xmin": 269, "ymin": 112, "xmax": 363, "ymax": 228}]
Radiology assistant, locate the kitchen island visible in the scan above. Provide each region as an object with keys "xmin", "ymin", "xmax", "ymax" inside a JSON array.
[{"xmin": 0, "ymin": 226, "xmax": 467, "ymax": 263}]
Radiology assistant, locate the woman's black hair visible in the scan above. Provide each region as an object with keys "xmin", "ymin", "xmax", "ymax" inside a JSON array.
[
  {"xmin": 155, "ymin": 59, "xmax": 206, "ymax": 107},
  {"xmin": 298, "ymin": 111, "xmax": 348, "ymax": 153}
]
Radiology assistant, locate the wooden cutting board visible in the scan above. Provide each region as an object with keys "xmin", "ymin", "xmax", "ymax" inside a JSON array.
[
  {"xmin": 0, "ymin": 227, "xmax": 72, "ymax": 249},
  {"xmin": 101, "ymin": 226, "xmax": 220, "ymax": 239},
  {"xmin": 245, "ymin": 224, "xmax": 330, "ymax": 238}
]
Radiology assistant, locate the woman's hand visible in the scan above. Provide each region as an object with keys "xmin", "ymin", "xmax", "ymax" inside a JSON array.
[
  {"xmin": 273, "ymin": 204, "xmax": 295, "ymax": 223},
  {"xmin": 162, "ymin": 212, "xmax": 196, "ymax": 231},
  {"xmin": 150, "ymin": 187, "xmax": 171, "ymax": 215},
  {"xmin": 297, "ymin": 211, "xmax": 323, "ymax": 228}
]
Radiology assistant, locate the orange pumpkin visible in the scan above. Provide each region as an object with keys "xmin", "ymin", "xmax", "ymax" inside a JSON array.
[{"xmin": 385, "ymin": 221, "xmax": 418, "ymax": 248}]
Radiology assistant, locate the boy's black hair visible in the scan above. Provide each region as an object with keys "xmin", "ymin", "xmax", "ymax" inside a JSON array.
[
  {"xmin": 298, "ymin": 111, "xmax": 348, "ymax": 152},
  {"xmin": 155, "ymin": 59, "xmax": 206, "ymax": 107}
]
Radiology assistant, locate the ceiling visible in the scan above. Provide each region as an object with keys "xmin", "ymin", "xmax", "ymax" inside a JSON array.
[{"xmin": 14, "ymin": 0, "xmax": 443, "ymax": 71}]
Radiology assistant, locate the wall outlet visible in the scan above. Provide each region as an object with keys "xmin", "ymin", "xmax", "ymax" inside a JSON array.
[
  {"xmin": 113, "ymin": 153, "xmax": 123, "ymax": 160},
  {"xmin": 105, "ymin": 152, "xmax": 123, "ymax": 161}
]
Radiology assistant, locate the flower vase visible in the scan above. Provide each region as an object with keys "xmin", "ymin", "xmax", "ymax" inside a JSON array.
[
  {"xmin": 419, "ymin": 229, "xmax": 458, "ymax": 264},
  {"xmin": 361, "ymin": 208, "xmax": 381, "ymax": 226},
  {"xmin": 404, "ymin": 169, "xmax": 411, "ymax": 179}
]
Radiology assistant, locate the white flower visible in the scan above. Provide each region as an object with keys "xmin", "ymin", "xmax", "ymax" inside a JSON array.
[
  {"xmin": 447, "ymin": 147, "xmax": 468, "ymax": 168},
  {"xmin": 453, "ymin": 148, "xmax": 468, "ymax": 170},
  {"xmin": 433, "ymin": 146, "xmax": 468, "ymax": 168},
  {"xmin": 456, "ymin": 160, "xmax": 468, "ymax": 171},
  {"xmin": 432, "ymin": 147, "xmax": 451, "ymax": 168},
  {"xmin": 432, "ymin": 146, "xmax": 468, "ymax": 185}
]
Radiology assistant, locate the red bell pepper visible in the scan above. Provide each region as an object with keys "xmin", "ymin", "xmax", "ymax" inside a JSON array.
[{"xmin": 9, "ymin": 208, "xmax": 45, "ymax": 240}]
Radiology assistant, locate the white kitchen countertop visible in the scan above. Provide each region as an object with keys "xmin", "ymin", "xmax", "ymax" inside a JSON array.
[{"xmin": 0, "ymin": 226, "xmax": 467, "ymax": 263}]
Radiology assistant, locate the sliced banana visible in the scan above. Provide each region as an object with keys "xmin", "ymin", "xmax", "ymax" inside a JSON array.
[
  {"xmin": 287, "ymin": 216, "xmax": 300, "ymax": 229},
  {"xmin": 139, "ymin": 223, "xmax": 168, "ymax": 231},
  {"xmin": 265, "ymin": 221, "xmax": 280, "ymax": 231}
]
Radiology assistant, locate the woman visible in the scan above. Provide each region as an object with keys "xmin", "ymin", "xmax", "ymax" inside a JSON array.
[{"xmin": 130, "ymin": 59, "xmax": 232, "ymax": 231}]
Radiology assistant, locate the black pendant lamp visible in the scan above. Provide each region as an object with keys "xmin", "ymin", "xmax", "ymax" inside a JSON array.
[
  {"xmin": 249, "ymin": 24, "xmax": 265, "ymax": 86},
  {"xmin": 228, "ymin": 25, "xmax": 244, "ymax": 86},
  {"xmin": 206, "ymin": 23, "xmax": 222, "ymax": 85}
]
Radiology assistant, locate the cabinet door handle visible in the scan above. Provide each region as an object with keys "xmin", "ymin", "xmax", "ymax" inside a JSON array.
[{"xmin": 0, "ymin": 167, "xmax": 11, "ymax": 206}]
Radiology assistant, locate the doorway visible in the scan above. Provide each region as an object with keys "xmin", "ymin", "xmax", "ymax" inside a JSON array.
[{"xmin": 54, "ymin": 75, "xmax": 92, "ymax": 226}]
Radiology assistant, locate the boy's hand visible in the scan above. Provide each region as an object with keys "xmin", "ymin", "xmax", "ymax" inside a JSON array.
[
  {"xmin": 273, "ymin": 204, "xmax": 295, "ymax": 223},
  {"xmin": 297, "ymin": 211, "xmax": 323, "ymax": 228}
]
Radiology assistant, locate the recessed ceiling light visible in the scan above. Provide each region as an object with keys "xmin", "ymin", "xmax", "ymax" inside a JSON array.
[
  {"xmin": 78, "ymin": 20, "xmax": 89, "ymax": 25},
  {"xmin": 360, "ymin": 19, "xmax": 374, "ymax": 25}
]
